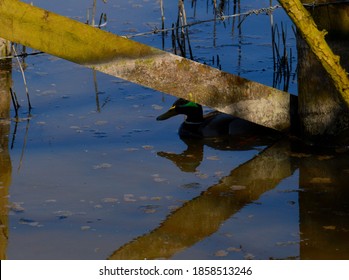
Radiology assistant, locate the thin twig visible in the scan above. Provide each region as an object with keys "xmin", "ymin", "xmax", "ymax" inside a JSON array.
[
  {"xmin": 9, "ymin": 87, "xmax": 20, "ymax": 118},
  {"xmin": 179, "ymin": 0, "xmax": 193, "ymax": 59},
  {"xmin": 12, "ymin": 45, "xmax": 32, "ymax": 110},
  {"xmin": 97, "ymin": 13, "xmax": 107, "ymax": 28},
  {"xmin": 270, "ymin": 0, "xmax": 276, "ymax": 72},
  {"xmin": 93, "ymin": 69, "xmax": 101, "ymax": 112},
  {"xmin": 90, "ymin": 0, "xmax": 97, "ymax": 26}
]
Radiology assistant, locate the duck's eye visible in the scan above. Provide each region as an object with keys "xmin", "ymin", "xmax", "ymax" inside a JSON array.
[{"xmin": 181, "ymin": 101, "xmax": 199, "ymax": 108}]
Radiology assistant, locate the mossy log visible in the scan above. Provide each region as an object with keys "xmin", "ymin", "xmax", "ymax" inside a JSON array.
[
  {"xmin": 278, "ymin": 0, "xmax": 349, "ymax": 107},
  {"xmin": 0, "ymin": 0, "xmax": 296, "ymax": 132},
  {"xmin": 282, "ymin": 0, "xmax": 349, "ymax": 145}
]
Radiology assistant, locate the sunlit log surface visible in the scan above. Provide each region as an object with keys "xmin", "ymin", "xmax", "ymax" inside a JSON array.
[{"xmin": 0, "ymin": 0, "xmax": 297, "ymax": 132}]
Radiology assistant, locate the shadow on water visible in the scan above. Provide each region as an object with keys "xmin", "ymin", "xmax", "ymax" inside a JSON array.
[
  {"xmin": 108, "ymin": 137, "xmax": 349, "ymax": 260},
  {"xmin": 109, "ymin": 139, "xmax": 295, "ymax": 259},
  {"xmin": 157, "ymin": 118, "xmax": 282, "ymax": 173}
]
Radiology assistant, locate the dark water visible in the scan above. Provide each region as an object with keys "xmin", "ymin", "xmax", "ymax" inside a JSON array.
[{"xmin": 1, "ymin": 0, "xmax": 348, "ymax": 260}]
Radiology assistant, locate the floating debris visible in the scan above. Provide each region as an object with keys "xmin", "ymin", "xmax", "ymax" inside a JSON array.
[
  {"xmin": 224, "ymin": 233, "xmax": 234, "ymax": 238},
  {"xmin": 214, "ymin": 171, "xmax": 224, "ymax": 177},
  {"xmin": 37, "ymin": 89, "xmax": 57, "ymax": 96},
  {"xmin": 215, "ymin": 250, "xmax": 228, "ymax": 257},
  {"xmin": 81, "ymin": 226, "xmax": 91, "ymax": 231},
  {"xmin": 207, "ymin": 155, "xmax": 219, "ymax": 161},
  {"xmin": 93, "ymin": 131, "xmax": 108, "ymax": 138},
  {"xmin": 275, "ymin": 240, "xmax": 299, "ymax": 246},
  {"xmin": 44, "ymin": 199, "xmax": 57, "ymax": 203},
  {"xmin": 124, "ymin": 194, "xmax": 137, "ymax": 202},
  {"xmin": 140, "ymin": 205, "xmax": 160, "ymax": 214},
  {"xmin": 102, "ymin": 197, "xmax": 118, "ymax": 203},
  {"xmin": 35, "ymin": 71, "xmax": 48, "ymax": 76},
  {"xmin": 9, "ymin": 202, "xmax": 25, "ymax": 213},
  {"xmin": 95, "ymin": 120, "xmax": 108, "ymax": 125},
  {"xmin": 323, "ymin": 225, "xmax": 336, "ymax": 230},
  {"xmin": 70, "ymin": 125, "xmax": 81, "ymax": 129},
  {"xmin": 168, "ymin": 205, "xmax": 180, "ymax": 211},
  {"xmin": 152, "ymin": 174, "xmax": 167, "ymax": 183},
  {"xmin": 132, "ymin": 4, "xmax": 143, "ymax": 8},
  {"xmin": 227, "ymin": 247, "xmax": 242, "ymax": 252},
  {"xmin": 317, "ymin": 155, "xmax": 334, "ymax": 161},
  {"xmin": 93, "ymin": 163, "xmax": 112, "ymax": 169},
  {"xmin": 244, "ymin": 253, "xmax": 255, "ymax": 260},
  {"xmin": 54, "ymin": 210, "xmax": 73, "ymax": 219},
  {"xmin": 152, "ymin": 104, "xmax": 163, "ymax": 110},
  {"xmin": 309, "ymin": 177, "xmax": 332, "ymax": 184},
  {"xmin": 19, "ymin": 218, "xmax": 42, "ymax": 227},
  {"xmin": 195, "ymin": 172, "xmax": 209, "ymax": 179},
  {"xmin": 142, "ymin": 145, "xmax": 154, "ymax": 150},
  {"xmin": 181, "ymin": 182, "xmax": 201, "ymax": 189},
  {"xmin": 132, "ymin": 129, "xmax": 150, "ymax": 133},
  {"xmin": 124, "ymin": 147, "xmax": 139, "ymax": 152}
]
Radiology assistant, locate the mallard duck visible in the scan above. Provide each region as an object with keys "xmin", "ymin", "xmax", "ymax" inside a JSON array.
[
  {"xmin": 157, "ymin": 98, "xmax": 279, "ymax": 139},
  {"xmin": 156, "ymin": 98, "xmax": 236, "ymax": 138}
]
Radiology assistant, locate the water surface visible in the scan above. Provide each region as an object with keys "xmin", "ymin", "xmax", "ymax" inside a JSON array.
[{"xmin": 1, "ymin": 0, "xmax": 348, "ymax": 260}]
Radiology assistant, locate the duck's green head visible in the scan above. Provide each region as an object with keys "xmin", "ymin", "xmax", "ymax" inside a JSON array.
[{"xmin": 156, "ymin": 98, "xmax": 203, "ymax": 123}]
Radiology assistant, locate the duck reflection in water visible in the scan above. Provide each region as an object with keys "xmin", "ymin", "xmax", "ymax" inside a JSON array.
[{"xmin": 156, "ymin": 98, "xmax": 281, "ymax": 172}]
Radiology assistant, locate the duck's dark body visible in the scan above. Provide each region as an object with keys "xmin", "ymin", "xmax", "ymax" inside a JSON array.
[{"xmin": 178, "ymin": 111, "xmax": 236, "ymax": 138}]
